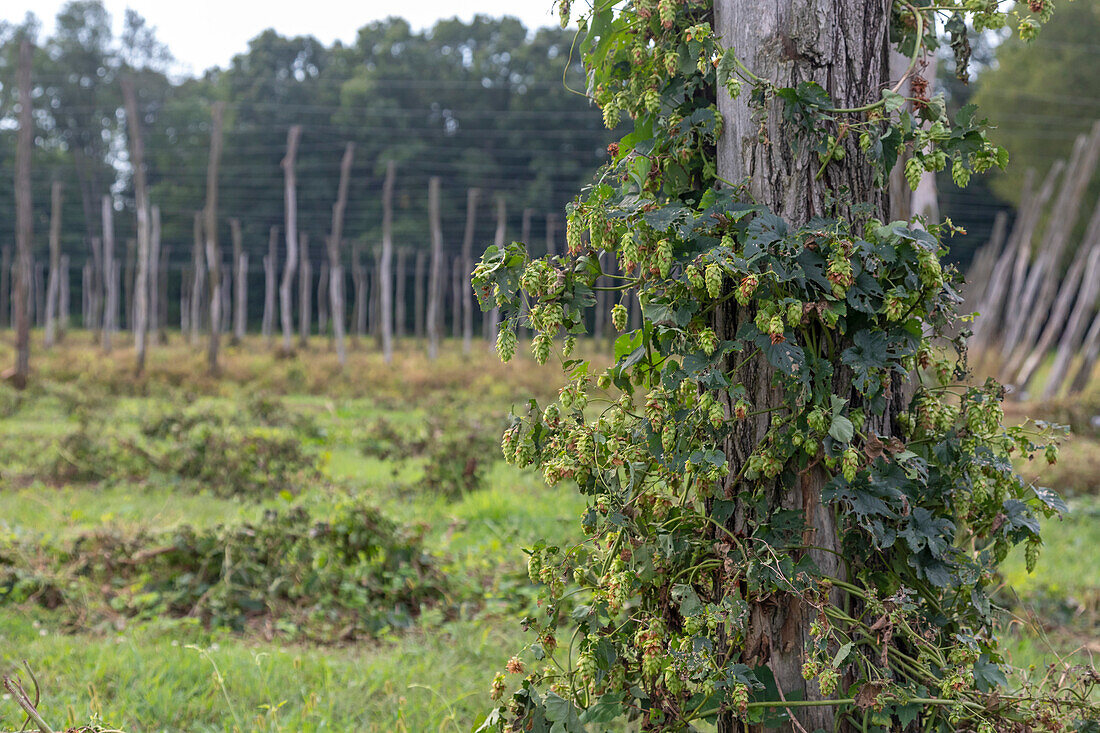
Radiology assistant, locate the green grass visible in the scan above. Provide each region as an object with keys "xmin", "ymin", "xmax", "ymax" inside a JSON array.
[
  {"xmin": 0, "ymin": 614, "xmax": 525, "ymax": 732},
  {"xmin": 0, "ymin": 337, "xmax": 1096, "ymax": 731}
]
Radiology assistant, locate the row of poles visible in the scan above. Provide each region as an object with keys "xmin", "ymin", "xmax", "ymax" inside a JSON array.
[
  {"xmin": 967, "ymin": 118, "xmax": 1100, "ymax": 400},
  {"xmin": 4, "ymin": 39, "xmax": 641, "ymax": 385}
]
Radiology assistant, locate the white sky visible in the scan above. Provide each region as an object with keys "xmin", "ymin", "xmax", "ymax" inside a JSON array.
[{"xmin": 10, "ymin": 1, "xmax": 563, "ymax": 76}]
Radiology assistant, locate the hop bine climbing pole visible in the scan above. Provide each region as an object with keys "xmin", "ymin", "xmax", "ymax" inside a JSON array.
[{"xmin": 473, "ymin": 0, "xmax": 1098, "ymax": 731}]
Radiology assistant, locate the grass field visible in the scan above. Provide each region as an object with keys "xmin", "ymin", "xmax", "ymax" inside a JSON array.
[{"xmin": 0, "ymin": 333, "xmax": 1096, "ymax": 732}]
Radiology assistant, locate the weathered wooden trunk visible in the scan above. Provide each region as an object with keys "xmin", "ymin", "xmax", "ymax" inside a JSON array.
[{"xmin": 714, "ymin": 2, "xmax": 896, "ymax": 730}]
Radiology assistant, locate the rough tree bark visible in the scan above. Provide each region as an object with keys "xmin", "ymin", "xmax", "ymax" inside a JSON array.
[
  {"xmin": 380, "ymin": 159, "xmax": 396, "ymax": 364},
  {"xmin": 354, "ymin": 248, "xmax": 367, "ymax": 345},
  {"xmin": 124, "ymin": 237, "xmax": 135, "ymax": 330},
  {"xmin": 280, "ymin": 125, "xmax": 302, "ymax": 354},
  {"xmin": 714, "ymin": 2, "xmax": 894, "ymax": 731},
  {"xmin": 11, "ymin": 38, "xmax": 32, "ymax": 388},
  {"xmin": 327, "ymin": 142, "xmax": 354, "ymax": 365},
  {"xmin": 122, "ymin": 75, "xmax": 152, "ymax": 373},
  {"xmin": 44, "ymin": 181, "xmax": 63, "ymax": 348},
  {"xmin": 204, "ymin": 101, "xmax": 226, "ymax": 373},
  {"xmin": 102, "ymin": 195, "xmax": 117, "ymax": 353},
  {"xmin": 461, "ymin": 188, "xmax": 481, "ymax": 353},
  {"xmin": 426, "ymin": 177, "xmax": 444, "ymax": 360}
]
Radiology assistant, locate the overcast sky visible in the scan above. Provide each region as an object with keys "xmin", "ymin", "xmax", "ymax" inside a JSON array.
[{"xmin": 9, "ymin": 1, "xmax": 563, "ymax": 75}]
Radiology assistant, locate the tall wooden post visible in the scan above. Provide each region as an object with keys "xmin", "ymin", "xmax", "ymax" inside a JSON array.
[
  {"xmin": 280, "ymin": 125, "xmax": 302, "ymax": 354},
  {"xmin": 426, "ymin": 177, "xmax": 444, "ymax": 360},
  {"xmin": 190, "ymin": 211, "xmax": 204, "ymax": 345},
  {"xmin": 298, "ymin": 234, "xmax": 311, "ymax": 348},
  {"xmin": 101, "ymin": 195, "xmax": 117, "ymax": 353},
  {"xmin": 150, "ymin": 205, "xmax": 162, "ymax": 341},
  {"xmin": 59, "ymin": 254, "xmax": 70, "ymax": 338},
  {"xmin": 11, "ymin": 38, "xmax": 33, "ymax": 387},
  {"xmin": 122, "ymin": 75, "xmax": 152, "ymax": 373},
  {"xmin": 204, "ymin": 101, "xmax": 225, "ymax": 373},
  {"xmin": 1, "ymin": 246, "xmax": 9, "ymax": 330},
  {"xmin": 460, "ymin": 188, "xmax": 480, "ymax": 353},
  {"xmin": 395, "ymin": 248, "xmax": 407, "ymax": 339},
  {"xmin": 327, "ymin": 142, "xmax": 354, "ymax": 365},
  {"xmin": 317, "ymin": 261, "xmax": 329, "ymax": 335},
  {"xmin": 263, "ymin": 226, "xmax": 277, "ymax": 343},
  {"xmin": 487, "ymin": 195, "xmax": 506, "ymax": 345},
  {"xmin": 452, "ymin": 255, "xmax": 463, "ymax": 340},
  {"xmin": 380, "ymin": 160, "xmax": 396, "ymax": 364},
  {"xmin": 545, "ymin": 212, "xmax": 558, "ymax": 256},
  {"xmin": 44, "ymin": 181, "xmax": 64, "ymax": 348},
  {"xmin": 414, "ymin": 250, "xmax": 427, "ymax": 339},
  {"xmin": 230, "ymin": 218, "xmax": 244, "ymax": 343}
]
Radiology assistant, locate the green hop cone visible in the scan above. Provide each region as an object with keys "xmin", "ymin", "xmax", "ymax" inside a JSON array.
[
  {"xmin": 709, "ymin": 400, "xmax": 725, "ymax": 428},
  {"xmin": 1025, "ymin": 537, "xmax": 1041, "ymax": 573},
  {"xmin": 699, "ymin": 327, "xmax": 718, "ymax": 355},
  {"xmin": 612, "ymin": 303, "xmax": 628, "ymax": 331},
  {"xmin": 496, "ymin": 326, "xmax": 517, "ymax": 362},
  {"xmin": 533, "ymin": 333, "xmax": 552, "ymax": 364},
  {"xmin": 705, "ymin": 264, "xmax": 722, "ymax": 298},
  {"xmin": 563, "ymin": 335, "xmax": 577, "ymax": 358},
  {"xmin": 786, "ymin": 301, "xmax": 803, "ymax": 328},
  {"xmin": 657, "ymin": 238, "xmax": 672, "ymax": 278},
  {"xmin": 686, "ymin": 264, "xmax": 704, "ymax": 290},
  {"xmin": 842, "ymin": 446, "xmax": 860, "ymax": 482}
]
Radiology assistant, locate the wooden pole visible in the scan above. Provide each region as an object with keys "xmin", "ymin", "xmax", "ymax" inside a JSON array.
[
  {"xmin": 150, "ymin": 205, "xmax": 162, "ymax": 340},
  {"xmin": 395, "ymin": 247, "xmax": 407, "ymax": 339},
  {"xmin": 44, "ymin": 181, "xmax": 63, "ymax": 348},
  {"xmin": 1042, "ymin": 243, "xmax": 1100, "ymax": 400},
  {"xmin": 280, "ymin": 125, "xmax": 302, "ymax": 354},
  {"xmin": 971, "ymin": 165, "xmax": 1060, "ymax": 356},
  {"xmin": 1015, "ymin": 197, "xmax": 1100, "ymax": 392},
  {"xmin": 190, "ymin": 211, "xmax": 204, "ymax": 345},
  {"xmin": 124, "ymin": 237, "xmax": 136, "ymax": 331},
  {"xmin": 59, "ymin": 254, "xmax": 70, "ymax": 338},
  {"xmin": 461, "ymin": 187, "xmax": 480, "ymax": 353},
  {"xmin": 1069, "ymin": 308, "xmax": 1100, "ymax": 395},
  {"xmin": 380, "ymin": 160, "xmax": 396, "ymax": 364},
  {"xmin": 452, "ymin": 255, "xmax": 463, "ymax": 340},
  {"xmin": 204, "ymin": 101, "xmax": 225, "ymax": 372},
  {"xmin": 11, "ymin": 38, "xmax": 32, "ymax": 387},
  {"xmin": 0, "ymin": 246, "xmax": 9, "ymax": 330},
  {"xmin": 414, "ymin": 250, "xmax": 426, "ymax": 339},
  {"xmin": 230, "ymin": 218, "xmax": 244, "ymax": 343},
  {"xmin": 122, "ymin": 75, "xmax": 152, "ymax": 372},
  {"xmin": 545, "ymin": 212, "xmax": 558, "ymax": 256},
  {"xmin": 263, "ymin": 226, "xmax": 277, "ymax": 344},
  {"xmin": 317, "ymin": 260, "xmax": 329, "ymax": 336},
  {"xmin": 101, "ymin": 195, "xmax": 117, "ymax": 353},
  {"xmin": 426, "ymin": 178, "xmax": 444, "ymax": 359},
  {"xmin": 488, "ymin": 195, "xmax": 506, "ymax": 346},
  {"xmin": 298, "ymin": 234, "xmax": 311, "ymax": 348},
  {"xmin": 1001, "ymin": 130, "xmax": 1100, "ymax": 373},
  {"xmin": 327, "ymin": 142, "xmax": 354, "ymax": 364}
]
